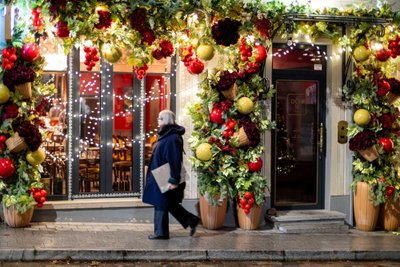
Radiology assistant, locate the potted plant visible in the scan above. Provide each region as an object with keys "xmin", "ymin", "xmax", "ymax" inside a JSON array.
[
  {"xmin": 188, "ymin": 62, "xmax": 275, "ymax": 230},
  {"xmin": 344, "ymin": 32, "xmax": 400, "ymax": 231},
  {"xmin": 0, "ymin": 30, "xmax": 53, "ymax": 227}
]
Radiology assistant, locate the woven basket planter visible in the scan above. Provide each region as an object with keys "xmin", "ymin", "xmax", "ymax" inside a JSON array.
[
  {"xmin": 221, "ymin": 83, "xmax": 238, "ymax": 100},
  {"xmin": 14, "ymin": 82, "xmax": 32, "ymax": 100},
  {"xmin": 233, "ymin": 127, "xmax": 249, "ymax": 146},
  {"xmin": 5, "ymin": 132, "xmax": 28, "ymax": 153},
  {"xmin": 387, "ymin": 92, "xmax": 400, "ymax": 105},
  {"xmin": 358, "ymin": 145, "xmax": 378, "ymax": 162}
]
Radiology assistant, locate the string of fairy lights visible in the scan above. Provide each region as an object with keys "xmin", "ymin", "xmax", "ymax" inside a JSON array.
[{"xmin": 43, "ymin": 50, "xmax": 174, "ymax": 176}]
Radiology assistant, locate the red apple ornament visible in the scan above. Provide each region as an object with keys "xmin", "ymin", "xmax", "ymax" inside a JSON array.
[
  {"xmin": 378, "ymin": 137, "xmax": 393, "ymax": 153},
  {"xmin": 254, "ymin": 45, "xmax": 267, "ymax": 63},
  {"xmin": 21, "ymin": 43, "xmax": 40, "ymax": 62},
  {"xmin": 0, "ymin": 158, "xmax": 15, "ymax": 179},
  {"xmin": 248, "ymin": 157, "xmax": 263, "ymax": 172},
  {"xmin": 210, "ymin": 106, "xmax": 224, "ymax": 124},
  {"xmin": 187, "ymin": 58, "xmax": 204, "ymax": 75}
]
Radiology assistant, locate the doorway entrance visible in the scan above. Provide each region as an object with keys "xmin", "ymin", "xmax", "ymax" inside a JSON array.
[{"xmin": 271, "ymin": 43, "xmax": 326, "ymax": 210}]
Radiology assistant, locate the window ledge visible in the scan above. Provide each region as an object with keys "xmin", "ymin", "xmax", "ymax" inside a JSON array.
[{"xmin": 42, "ymin": 197, "xmax": 151, "ymax": 210}]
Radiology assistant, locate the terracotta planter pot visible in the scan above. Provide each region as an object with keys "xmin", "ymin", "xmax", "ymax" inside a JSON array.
[
  {"xmin": 379, "ymin": 200, "xmax": 400, "ymax": 231},
  {"xmin": 199, "ymin": 194, "xmax": 227, "ymax": 230},
  {"xmin": 353, "ymin": 181, "xmax": 380, "ymax": 231},
  {"xmin": 14, "ymin": 82, "xmax": 32, "ymax": 100},
  {"xmin": 237, "ymin": 204, "xmax": 263, "ymax": 230},
  {"xmin": 2, "ymin": 204, "xmax": 34, "ymax": 228}
]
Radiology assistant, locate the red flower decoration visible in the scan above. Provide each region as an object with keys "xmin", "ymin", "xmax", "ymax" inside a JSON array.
[
  {"xmin": 379, "ymin": 114, "xmax": 393, "ymax": 129},
  {"xmin": 1, "ymin": 103, "xmax": 19, "ymax": 121}
]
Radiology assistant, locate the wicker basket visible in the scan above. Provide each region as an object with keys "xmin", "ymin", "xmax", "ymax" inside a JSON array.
[
  {"xmin": 221, "ymin": 83, "xmax": 238, "ymax": 100},
  {"xmin": 233, "ymin": 127, "xmax": 250, "ymax": 146},
  {"xmin": 5, "ymin": 132, "xmax": 28, "ymax": 153},
  {"xmin": 386, "ymin": 92, "xmax": 400, "ymax": 105},
  {"xmin": 14, "ymin": 82, "xmax": 32, "ymax": 100},
  {"xmin": 358, "ymin": 145, "xmax": 379, "ymax": 162}
]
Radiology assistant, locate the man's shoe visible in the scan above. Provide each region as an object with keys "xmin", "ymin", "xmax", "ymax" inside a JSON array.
[
  {"xmin": 148, "ymin": 235, "xmax": 169, "ymax": 240},
  {"xmin": 190, "ymin": 217, "xmax": 200, "ymax": 236}
]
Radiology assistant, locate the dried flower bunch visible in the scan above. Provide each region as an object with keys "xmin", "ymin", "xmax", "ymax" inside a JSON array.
[{"xmin": 3, "ymin": 65, "xmax": 36, "ymax": 89}]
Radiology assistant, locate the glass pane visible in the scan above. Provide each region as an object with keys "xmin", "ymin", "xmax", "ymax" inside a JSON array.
[
  {"xmin": 41, "ymin": 73, "xmax": 68, "ymax": 197},
  {"xmin": 272, "ymin": 45, "xmax": 324, "ymax": 71},
  {"xmin": 79, "ymin": 72, "xmax": 101, "ymax": 193},
  {"xmin": 144, "ymin": 75, "xmax": 171, "ymax": 172},
  {"xmin": 274, "ymin": 80, "xmax": 318, "ymax": 205},
  {"xmin": 112, "ymin": 73, "xmax": 134, "ymax": 192}
]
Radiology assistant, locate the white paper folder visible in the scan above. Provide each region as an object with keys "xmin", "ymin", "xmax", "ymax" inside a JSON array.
[{"xmin": 151, "ymin": 163, "xmax": 187, "ymax": 193}]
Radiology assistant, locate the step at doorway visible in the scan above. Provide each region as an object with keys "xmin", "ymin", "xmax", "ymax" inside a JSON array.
[{"xmin": 265, "ymin": 209, "xmax": 349, "ymax": 234}]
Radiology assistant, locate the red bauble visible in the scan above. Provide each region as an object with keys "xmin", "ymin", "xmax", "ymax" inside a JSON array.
[
  {"xmin": 254, "ymin": 45, "xmax": 267, "ymax": 63},
  {"xmin": 21, "ymin": 43, "xmax": 40, "ymax": 62},
  {"xmin": 376, "ymin": 49, "xmax": 391, "ymax": 62},
  {"xmin": 248, "ymin": 157, "xmax": 263, "ymax": 172},
  {"xmin": 0, "ymin": 158, "xmax": 15, "ymax": 179},
  {"xmin": 187, "ymin": 58, "xmax": 204, "ymax": 75},
  {"xmin": 210, "ymin": 107, "xmax": 224, "ymax": 124},
  {"xmin": 378, "ymin": 137, "xmax": 393, "ymax": 153}
]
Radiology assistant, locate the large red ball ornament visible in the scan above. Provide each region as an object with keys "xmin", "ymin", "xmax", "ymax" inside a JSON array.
[
  {"xmin": 378, "ymin": 137, "xmax": 393, "ymax": 153},
  {"xmin": 248, "ymin": 157, "xmax": 263, "ymax": 172},
  {"xmin": 187, "ymin": 58, "xmax": 204, "ymax": 75},
  {"xmin": 254, "ymin": 45, "xmax": 267, "ymax": 63},
  {"xmin": 210, "ymin": 107, "xmax": 224, "ymax": 124},
  {"xmin": 0, "ymin": 158, "xmax": 15, "ymax": 179},
  {"xmin": 21, "ymin": 43, "xmax": 40, "ymax": 62}
]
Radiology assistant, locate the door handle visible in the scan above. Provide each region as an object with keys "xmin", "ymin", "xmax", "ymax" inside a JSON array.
[{"xmin": 319, "ymin": 122, "xmax": 324, "ymax": 155}]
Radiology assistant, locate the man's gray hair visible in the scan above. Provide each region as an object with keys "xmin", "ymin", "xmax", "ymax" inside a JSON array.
[{"xmin": 159, "ymin": 109, "xmax": 176, "ymax": 125}]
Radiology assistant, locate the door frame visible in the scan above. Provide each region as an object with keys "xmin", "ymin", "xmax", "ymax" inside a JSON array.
[{"xmin": 271, "ymin": 44, "xmax": 327, "ymax": 210}]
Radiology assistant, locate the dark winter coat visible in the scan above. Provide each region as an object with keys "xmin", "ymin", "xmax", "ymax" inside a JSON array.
[{"xmin": 142, "ymin": 124, "xmax": 186, "ymax": 209}]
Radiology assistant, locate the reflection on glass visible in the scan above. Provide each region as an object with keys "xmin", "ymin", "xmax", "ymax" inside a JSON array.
[
  {"xmin": 112, "ymin": 73, "xmax": 133, "ymax": 192},
  {"xmin": 274, "ymin": 80, "xmax": 318, "ymax": 205},
  {"xmin": 79, "ymin": 72, "xmax": 101, "ymax": 193},
  {"xmin": 41, "ymin": 73, "xmax": 68, "ymax": 197},
  {"xmin": 144, "ymin": 75, "xmax": 170, "ymax": 171}
]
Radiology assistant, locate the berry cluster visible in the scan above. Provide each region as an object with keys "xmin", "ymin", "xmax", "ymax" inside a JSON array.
[
  {"xmin": 239, "ymin": 38, "xmax": 252, "ymax": 62},
  {"xmin": 83, "ymin": 46, "xmax": 100, "ymax": 71},
  {"xmin": 32, "ymin": 7, "xmax": 44, "ymax": 32},
  {"xmin": 222, "ymin": 118, "xmax": 237, "ymax": 139},
  {"xmin": 388, "ymin": 35, "xmax": 400, "ymax": 58},
  {"xmin": 134, "ymin": 63, "xmax": 148, "ymax": 80},
  {"xmin": 238, "ymin": 191, "xmax": 255, "ymax": 214},
  {"xmin": 0, "ymin": 135, "xmax": 6, "ymax": 151},
  {"xmin": 1, "ymin": 47, "xmax": 17, "ymax": 70},
  {"xmin": 30, "ymin": 188, "xmax": 47, "ymax": 208},
  {"xmin": 219, "ymin": 99, "xmax": 232, "ymax": 112}
]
